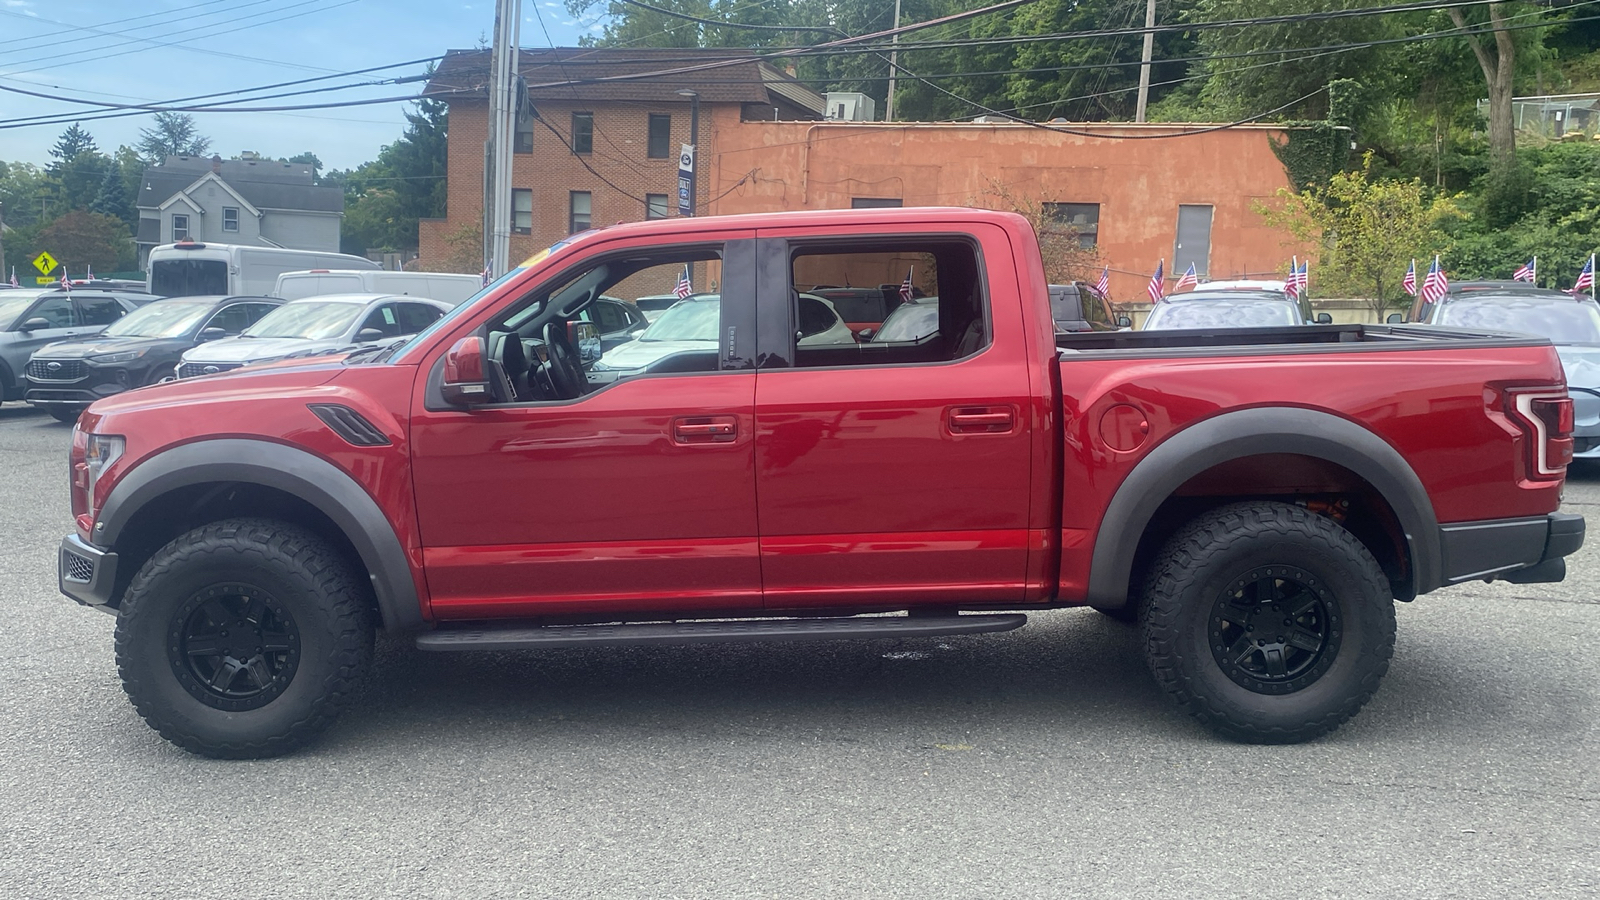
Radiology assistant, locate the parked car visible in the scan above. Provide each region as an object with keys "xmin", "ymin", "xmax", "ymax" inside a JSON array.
[
  {"xmin": 274, "ymin": 270, "xmax": 482, "ymax": 306},
  {"xmin": 1142, "ymin": 289, "xmax": 1329, "ymax": 330},
  {"xmin": 58, "ymin": 207, "xmax": 1581, "ymax": 759},
  {"xmin": 1396, "ymin": 280, "xmax": 1575, "ymax": 324},
  {"xmin": 177, "ymin": 293, "xmax": 450, "ymax": 378},
  {"xmin": 0, "ymin": 289, "xmax": 149, "ymax": 404},
  {"xmin": 870, "ymin": 297, "xmax": 940, "ymax": 342},
  {"xmin": 576, "ymin": 296, "xmax": 650, "ymax": 353},
  {"xmin": 1433, "ymin": 293, "xmax": 1600, "ymax": 459},
  {"xmin": 590, "ymin": 292, "xmax": 853, "ymax": 380},
  {"xmin": 1049, "ymin": 282, "xmax": 1129, "ymax": 333},
  {"xmin": 23, "ymin": 295, "xmax": 284, "ymax": 423}
]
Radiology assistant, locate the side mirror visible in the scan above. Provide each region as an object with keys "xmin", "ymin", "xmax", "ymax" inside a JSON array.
[
  {"xmin": 1386, "ymin": 313, "xmax": 1404, "ymax": 324},
  {"xmin": 1115, "ymin": 315, "xmax": 1133, "ymax": 328},
  {"xmin": 1315, "ymin": 312, "xmax": 1333, "ymax": 324},
  {"xmin": 856, "ymin": 327, "xmax": 876, "ymax": 341},
  {"xmin": 569, "ymin": 320, "xmax": 602, "ymax": 363},
  {"xmin": 440, "ymin": 335, "xmax": 491, "ymax": 406},
  {"xmin": 356, "ymin": 327, "xmax": 387, "ymax": 342},
  {"xmin": 198, "ymin": 326, "xmax": 227, "ymax": 342},
  {"xmin": 20, "ymin": 317, "xmax": 50, "ymax": 332}
]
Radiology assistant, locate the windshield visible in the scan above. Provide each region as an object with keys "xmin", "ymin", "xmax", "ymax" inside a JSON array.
[
  {"xmin": 639, "ymin": 298, "xmax": 719, "ymax": 342},
  {"xmin": 0, "ymin": 295, "xmax": 40, "ymax": 331},
  {"xmin": 1438, "ymin": 300, "xmax": 1600, "ymax": 343},
  {"xmin": 245, "ymin": 301, "xmax": 363, "ymax": 340},
  {"xmin": 150, "ymin": 258, "xmax": 228, "ymax": 297},
  {"xmin": 874, "ymin": 303, "xmax": 939, "ymax": 342},
  {"xmin": 1144, "ymin": 299, "xmax": 1302, "ymax": 330},
  {"xmin": 103, "ymin": 301, "xmax": 210, "ymax": 338}
]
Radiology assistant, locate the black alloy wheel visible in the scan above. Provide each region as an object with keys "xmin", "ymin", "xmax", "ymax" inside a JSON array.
[
  {"xmin": 1208, "ymin": 565, "xmax": 1339, "ymax": 695},
  {"xmin": 167, "ymin": 584, "xmax": 301, "ymax": 712}
]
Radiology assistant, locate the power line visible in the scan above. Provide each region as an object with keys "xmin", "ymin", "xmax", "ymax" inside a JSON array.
[
  {"xmin": 612, "ymin": 0, "xmax": 844, "ymax": 34},
  {"xmin": 0, "ymin": 0, "xmax": 240, "ymax": 50}
]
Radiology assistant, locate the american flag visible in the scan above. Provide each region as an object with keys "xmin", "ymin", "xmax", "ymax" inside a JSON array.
[
  {"xmin": 1420, "ymin": 255, "xmax": 1449, "ymax": 305},
  {"xmin": 8, "ymin": 267, "xmax": 16, "ymax": 288},
  {"xmin": 1574, "ymin": 255, "xmax": 1595, "ymax": 296},
  {"xmin": 899, "ymin": 267, "xmax": 915, "ymax": 304},
  {"xmin": 674, "ymin": 266, "xmax": 693, "ymax": 299},
  {"xmin": 1291, "ymin": 259, "xmax": 1310, "ymax": 297},
  {"xmin": 1093, "ymin": 266, "xmax": 1110, "ymax": 298},
  {"xmin": 1174, "ymin": 262, "xmax": 1198, "ymax": 291},
  {"xmin": 1285, "ymin": 257, "xmax": 1301, "ymax": 299},
  {"xmin": 1402, "ymin": 259, "xmax": 1417, "ymax": 297},
  {"xmin": 1513, "ymin": 257, "xmax": 1536, "ymax": 283},
  {"xmin": 85, "ymin": 265, "xmax": 94, "ymax": 282},
  {"xmin": 480, "ymin": 264, "xmax": 492, "ymax": 287},
  {"xmin": 1146, "ymin": 260, "xmax": 1165, "ymax": 304},
  {"xmin": 59, "ymin": 270, "xmax": 70, "ymax": 292}
]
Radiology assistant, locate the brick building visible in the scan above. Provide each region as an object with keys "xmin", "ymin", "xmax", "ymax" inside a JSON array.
[
  {"xmin": 418, "ymin": 48, "xmax": 825, "ymax": 268},
  {"xmin": 420, "ymin": 48, "xmax": 1310, "ymax": 302}
]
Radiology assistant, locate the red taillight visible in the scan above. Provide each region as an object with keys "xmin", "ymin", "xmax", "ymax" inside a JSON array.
[{"xmin": 1509, "ymin": 390, "xmax": 1574, "ymax": 479}]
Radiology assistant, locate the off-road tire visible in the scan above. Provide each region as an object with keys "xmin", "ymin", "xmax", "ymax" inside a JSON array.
[
  {"xmin": 48, "ymin": 407, "xmax": 82, "ymax": 424},
  {"xmin": 115, "ymin": 518, "xmax": 374, "ymax": 758},
  {"xmin": 1141, "ymin": 501, "xmax": 1395, "ymax": 744}
]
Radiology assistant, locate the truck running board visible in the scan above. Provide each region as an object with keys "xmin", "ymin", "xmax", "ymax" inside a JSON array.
[{"xmin": 415, "ymin": 614, "xmax": 1028, "ymax": 652}]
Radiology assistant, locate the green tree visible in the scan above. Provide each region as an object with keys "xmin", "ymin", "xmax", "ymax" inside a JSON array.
[
  {"xmin": 91, "ymin": 156, "xmax": 136, "ymax": 228},
  {"xmin": 286, "ymin": 152, "xmax": 324, "ymax": 183},
  {"xmin": 0, "ymin": 160, "xmax": 50, "ymax": 228},
  {"xmin": 338, "ymin": 95, "xmax": 448, "ymax": 254},
  {"xmin": 136, "ymin": 112, "xmax": 211, "ymax": 164},
  {"xmin": 46, "ymin": 124, "xmax": 108, "ymax": 213},
  {"xmin": 37, "ymin": 210, "xmax": 130, "ymax": 274},
  {"xmin": 1258, "ymin": 154, "xmax": 1463, "ymax": 317}
]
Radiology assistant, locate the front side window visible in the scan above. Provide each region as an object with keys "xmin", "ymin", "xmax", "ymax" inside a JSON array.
[
  {"xmin": 571, "ymin": 112, "xmax": 593, "ymax": 154},
  {"xmin": 25, "ymin": 295, "xmax": 77, "ymax": 329},
  {"xmin": 202, "ymin": 304, "xmax": 258, "ymax": 335},
  {"xmin": 359, "ymin": 304, "xmax": 405, "ymax": 339},
  {"xmin": 646, "ymin": 194, "xmax": 669, "ymax": 220},
  {"xmin": 222, "ymin": 207, "xmax": 240, "ymax": 232},
  {"xmin": 648, "ymin": 114, "xmax": 671, "ymax": 159},
  {"xmin": 569, "ymin": 191, "xmax": 591, "ymax": 233},
  {"xmin": 171, "ymin": 214, "xmax": 189, "ymax": 241},
  {"xmin": 75, "ymin": 296, "xmax": 127, "ymax": 326},
  {"xmin": 1043, "ymin": 202, "xmax": 1099, "ymax": 249},
  {"xmin": 513, "ymin": 189, "xmax": 532, "ymax": 235}
]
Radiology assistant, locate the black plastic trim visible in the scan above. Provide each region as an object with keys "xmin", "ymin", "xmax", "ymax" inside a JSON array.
[
  {"xmin": 57, "ymin": 533, "xmax": 119, "ymax": 612},
  {"xmin": 1087, "ymin": 407, "xmax": 1440, "ymax": 610},
  {"xmin": 416, "ymin": 613, "xmax": 1028, "ymax": 651},
  {"xmin": 1546, "ymin": 511, "xmax": 1585, "ymax": 560},
  {"xmin": 95, "ymin": 439, "xmax": 423, "ymax": 631},
  {"xmin": 308, "ymin": 403, "xmax": 392, "ymax": 446},
  {"xmin": 1438, "ymin": 512, "xmax": 1586, "ymax": 583}
]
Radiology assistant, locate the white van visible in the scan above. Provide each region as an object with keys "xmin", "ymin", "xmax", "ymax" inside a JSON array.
[
  {"xmin": 148, "ymin": 240, "xmax": 379, "ymax": 298},
  {"xmin": 274, "ymin": 269, "xmax": 481, "ymax": 306}
]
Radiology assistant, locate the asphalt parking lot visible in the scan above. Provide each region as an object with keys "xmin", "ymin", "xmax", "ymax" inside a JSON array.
[{"xmin": 0, "ymin": 404, "xmax": 1595, "ymax": 899}]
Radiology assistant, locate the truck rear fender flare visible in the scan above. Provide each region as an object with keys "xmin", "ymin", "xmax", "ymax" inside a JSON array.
[
  {"xmin": 1086, "ymin": 407, "xmax": 1440, "ymax": 609},
  {"xmin": 96, "ymin": 438, "xmax": 422, "ymax": 631}
]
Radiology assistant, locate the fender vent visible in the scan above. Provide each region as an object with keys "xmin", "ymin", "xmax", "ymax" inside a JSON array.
[{"xmin": 308, "ymin": 403, "xmax": 391, "ymax": 447}]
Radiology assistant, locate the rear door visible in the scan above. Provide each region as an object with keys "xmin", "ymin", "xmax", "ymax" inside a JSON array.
[{"xmin": 751, "ymin": 224, "xmax": 1037, "ymax": 608}]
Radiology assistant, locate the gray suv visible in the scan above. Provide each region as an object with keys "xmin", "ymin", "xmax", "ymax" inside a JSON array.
[{"xmin": 0, "ymin": 289, "xmax": 150, "ymax": 403}]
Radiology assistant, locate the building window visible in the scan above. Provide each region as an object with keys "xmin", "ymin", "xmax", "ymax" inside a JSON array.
[
  {"xmin": 569, "ymin": 191, "xmax": 592, "ymax": 233},
  {"xmin": 515, "ymin": 117, "xmax": 534, "ymax": 154},
  {"xmin": 851, "ymin": 197, "xmax": 903, "ymax": 208},
  {"xmin": 646, "ymin": 194, "xmax": 669, "ymax": 219},
  {"xmin": 222, "ymin": 207, "xmax": 240, "ymax": 232},
  {"xmin": 648, "ymin": 114, "xmax": 671, "ymax": 159},
  {"xmin": 171, "ymin": 214, "xmax": 189, "ymax": 241},
  {"xmin": 571, "ymin": 112, "xmax": 593, "ymax": 155},
  {"xmin": 1043, "ymin": 202, "xmax": 1099, "ymax": 249},
  {"xmin": 513, "ymin": 189, "xmax": 532, "ymax": 235}
]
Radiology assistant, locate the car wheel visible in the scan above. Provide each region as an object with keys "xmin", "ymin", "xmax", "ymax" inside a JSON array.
[
  {"xmin": 1141, "ymin": 501, "xmax": 1395, "ymax": 744},
  {"xmin": 146, "ymin": 364, "xmax": 177, "ymax": 385},
  {"xmin": 48, "ymin": 407, "xmax": 82, "ymax": 424},
  {"xmin": 114, "ymin": 518, "xmax": 374, "ymax": 758}
]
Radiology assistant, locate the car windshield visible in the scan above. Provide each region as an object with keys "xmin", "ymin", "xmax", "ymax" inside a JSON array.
[
  {"xmin": 1438, "ymin": 300, "xmax": 1600, "ymax": 343},
  {"xmin": 874, "ymin": 302, "xmax": 939, "ymax": 342},
  {"xmin": 103, "ymin": 302, "xmax": 210, "ymax": 338},
  {"xmin": 638, "ymin": 298, "xmax": 719, "ymax": 342},
  {"xmin": 245, "ymin": 301, "xmax": 363, "ymax": 340},
  {"xmin": 1144, "ymin": 298, "xmax": 1301, "ymax": 330},
  {"xmin": 0, "ymin": 295, "xmax": 40, "ymax": 331}
]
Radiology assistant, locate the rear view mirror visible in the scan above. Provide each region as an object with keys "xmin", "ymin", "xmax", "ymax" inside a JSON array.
[
  {"xmin": 1316, "ymin": 312, "xmax": 1333, "ymax": 324},
  {"xmin": 20, "ymin": 317, "xmax": 50, "ymax": 332},
  {"xmin": 1386, "ymin": 313, "xmax": 1404, "ymax": 324},
  {"xmin": 440, "ymin": 336, "xmax": 490, "ymax": 406}
]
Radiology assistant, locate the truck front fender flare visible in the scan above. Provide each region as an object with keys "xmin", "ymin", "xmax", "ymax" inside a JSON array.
[
  {"xmin": 97, "ymin": 438, "xmax": 423, "ymax": 631},
  {"xmin": 1086, "ymin": 407, "xmax": 1440, "ymax": 610}
]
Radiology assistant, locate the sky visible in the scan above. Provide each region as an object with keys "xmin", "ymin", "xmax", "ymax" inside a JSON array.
[{"xmin": 0, "ymin": 0, "xmax": 605, "ymax": 172}]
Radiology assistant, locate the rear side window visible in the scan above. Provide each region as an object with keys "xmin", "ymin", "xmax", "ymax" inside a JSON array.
[
  {"xmin": 1081, "ymin": 290, "xmax": 1111, "ymax": 328},
  {"xmin": 360, "ymin": 304, "xmax": 405, "ymax": 338},
  {"xmin": 76, "ymin": 296, "xmax": 127, "ymax": 326}
]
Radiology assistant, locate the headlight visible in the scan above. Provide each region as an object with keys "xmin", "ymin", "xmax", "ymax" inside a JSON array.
[
  {"xmin": 89, "ymin": 349, "xmax": 147, "ymax": 363},
  {"xmin": 80, "ymin": 433, "xmax": 124, "ymax": 498}
]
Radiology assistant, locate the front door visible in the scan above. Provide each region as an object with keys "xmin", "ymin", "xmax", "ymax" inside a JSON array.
[
  {"xmin": 751, "ymin": 228, "xmax": 1037, "ymax": 609},
  {"xmin": 409, "ymin": 235, "xmax": 762, "ymax": 620}
]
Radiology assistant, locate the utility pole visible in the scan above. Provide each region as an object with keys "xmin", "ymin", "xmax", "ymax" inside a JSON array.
[
  {"xmin": 884, "ymin": 0, "xmax": 901, "ymax": 122},
  {"xmin": 484, "ymin": 0, "xmax": 521, "ymax": 279},
  {"xmin": 0, "ymin": 202, "xmax": 7, "ymax": 282},
  {"xmin": 1135, "ymin": 0, "xmax": 1155, "ymax": 123}
]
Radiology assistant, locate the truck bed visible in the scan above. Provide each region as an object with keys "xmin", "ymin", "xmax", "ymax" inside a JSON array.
[{"xmin": 1057, "ymin": 323, "xmax": 1551, "ymax": 355}]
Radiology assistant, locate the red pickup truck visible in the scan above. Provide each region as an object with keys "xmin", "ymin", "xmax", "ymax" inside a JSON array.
[{"xmin": 58, "ymin": 208, "xmax": 1584, "ymax": 758}]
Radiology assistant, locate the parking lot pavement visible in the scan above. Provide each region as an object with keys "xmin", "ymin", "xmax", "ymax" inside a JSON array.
[{"xmin": 0, "ymin": 405, "xmax": 1595, "ymax": 899}]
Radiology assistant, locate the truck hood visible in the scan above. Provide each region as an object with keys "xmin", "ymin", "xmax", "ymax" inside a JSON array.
[
  {"xmin": 86, "ymin": 359, "xmax": 347, "ymax": 418},
  {"xmin": 1556, "ymin": 344, "xmax": 1600, "ymax": 391},
  {"xmin": 593, "ymin": 338, "xmax": 715, "ymax": 371},
  {"xmin": 182, "ymin": 336, "xmax": 350, "ymax": 366}
]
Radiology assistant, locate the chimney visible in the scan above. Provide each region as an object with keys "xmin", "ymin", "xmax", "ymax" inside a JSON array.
[
  {"xmin": 784, "ymin": 63, "xmax": 796, "ymax": 78},
  {"xmin": 210, "ymin": 154, "xmax": 223, "ymax": 174}
]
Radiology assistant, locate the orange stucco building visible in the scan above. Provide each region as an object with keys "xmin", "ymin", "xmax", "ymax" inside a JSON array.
[{"xmin": 420, "ymin": 49, "xmax": 1308, "ymax": 302}]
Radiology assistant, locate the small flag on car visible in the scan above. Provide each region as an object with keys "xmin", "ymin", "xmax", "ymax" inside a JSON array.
[
  {"xmin": 1402, "ymin": 259, "xmax": 1417, "ymax": 297},
  {"xmin": 480, "ymin": 264, "xmax": 492, "ymax": 287},
  {"xmin": 1292, "ymin": 259, "xmax": 1310, "ymax": 298},
  {"xmin": 1174, "ymin": 262, "xmax": 1198, "ymax": 291},
  {"xmin": 59, "ymin": 269, "xmax": 70, "ymax": 292},
  {"xmin": 1146, "ymin": 260, "xmax": 1165, "ymax": 304},
  {"xmin": 1574, "ymin": 255, "xmax": 1595, "ymax": 297},
  {"xmin": 1513, "ymin": 257, "xmax": 1536, "ymax": 283},
  {"xmin": 1420, "ymin": 255, "xmax": 1449, "ymax": 305},
  {"xmin": 674, "ymin": 266, "xmax": 693, "ymax": 299},
  {"xmin": 1285, "ymin": 257, "xmax": 1301, "ymax": 299},
  {"xmin": 899, "ymin": 267, "xmax": 915, "ymax": 304},
  {"xmin": 8, "ymin": 267, "xmax": 16, "ymax": 288},
  {"xmin": 85, "ymin": 264, "xmax": 93, "ymax": 282},
  {"xmin": 1093, "ymin": 266, "xmax": 1110, "ymax": 298}
]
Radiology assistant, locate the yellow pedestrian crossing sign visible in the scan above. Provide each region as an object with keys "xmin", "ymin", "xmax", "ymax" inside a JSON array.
[{"xmin": 32, "ymin": 251, "xmax": 57, "ymax": 274}]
